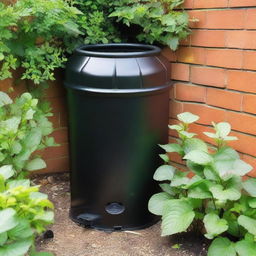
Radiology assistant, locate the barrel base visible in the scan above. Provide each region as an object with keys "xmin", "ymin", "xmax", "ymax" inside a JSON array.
[{"xmin": 69, "ymin": 211, "xmax": 159, "ymax": 232}]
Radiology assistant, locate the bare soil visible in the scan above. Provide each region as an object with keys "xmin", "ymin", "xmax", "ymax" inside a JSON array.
[{"xmin": 33, "ymin": 173, "xmax": 208, "ymax": 256}]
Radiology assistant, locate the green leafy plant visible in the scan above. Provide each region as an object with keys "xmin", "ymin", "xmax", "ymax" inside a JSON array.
[
  {"xmin": 0, "ymin": 91, "xmax": 58, "ymax": 177},
  {"xmin": 109, "ymin": 0, "xmax": 190, "ymax": 50},
  {"xmin": 0, "ymin": 165, "xmax": 54, "ymax": 256},
  {"xmin": 0, "ymin": 0, "xmax": 190, "ymax": 85},
  {"xmin": 148, "ymin": 112, "xmax": 256, "ymax": 256}
]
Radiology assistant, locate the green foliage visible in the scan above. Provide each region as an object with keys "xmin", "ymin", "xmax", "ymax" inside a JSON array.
[
  {"xmin": 148, "ymin": 112, "xmax": 256, "ymax": 256},
  {"xmin": 0, "ymin": 91, "xmax": 58, "ymax": 176},
  {"xmin": 0, "ymin": 91, "xmax": 55, "ymax": 255},
  {"xmin": 0, "ymin": 168, "xmax": 54, "ymax": 256},
  {"xmin": 0, "ymin": 0, "xmax": 190, "ymax": 85}
]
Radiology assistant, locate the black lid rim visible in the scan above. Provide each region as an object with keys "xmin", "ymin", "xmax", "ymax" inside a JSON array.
[{"xmin": 75, "ymin": 43, "xmax": 161, "ymax": 58}]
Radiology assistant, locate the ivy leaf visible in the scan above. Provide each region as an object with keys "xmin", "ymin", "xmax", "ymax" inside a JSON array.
[
  {"xmin": 235, "ymin": 240, "xmax": 256, "ymax": 256},
  {"xmin": 237, "ymin": 215, "xmax": 256, "ymax": 236},
  {"xmin": 184, "ymin": 150, "xmax": 212, "ymax": 165},
  {"xmin": 0, "ymin": 165, "xmax": 15, "ymax": 180},
  {"xmin": 243, "ymin": 178, "xmax": 256, "ymax": 197},
  {"xmin": 166, "ymin": 37, "xmax": 179, "ymax": 51},
  {"xmin": 148, "ymin": 192, "xmax": 173, "ymax": 215},
  {"xmin": 208, "ymin": 237, "xmax": 236, "ymax": 256},
  {"xmin": 177, "ymin": 112, "xmax": 199, "ymax": 124},
  {"xmin": 25, "ymin": 158, "xmax": 46, "ymax": 171},
  {"xmin": 0, "ymin": 208, "xmax": 18, "ymax": 233},
  {"xmin": 203, "ymin": 213, "xmax": 228, "ymax": 239},
  {"xmin": 0, "ymin": 238, "xmax": 33, "ymax": 256},
  {"xmin": 0, "ymin": 92, "xmax": 13, "ymax": 107},
  {"xmin": 161, "ymin": 199, "xmax": 195, "ymax": 236},
  {"xmin": 159, "ymin": 143, "xmax": 183, "ymax": 154}
]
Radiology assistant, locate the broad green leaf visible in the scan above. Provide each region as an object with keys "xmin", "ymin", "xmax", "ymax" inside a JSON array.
[
  {"xmin": 159, "ymin": 143, "xmax": 183, "ymax": 154},
  {"xmin": 183, "ymin": 138, "xmax": 208, "ymax": 154},
  {"xmin": 187, "ymin": 160, "xmax": 204, "ymax": 177},
  {"xmin": 34, "ymin": 211, "xmax": 54, "ymax": 223},
  {"xmin": 0, "ymin": 92, "xmax": 12, "ymax": 107},
  {"xmin": 208, "ymin": 237, "xmax": 236, "ymax": 256},
  {"xmin": 0, "ymin": 165, "xmax": 14, "ymax": 180},
  {"xmin": 179, "ymin": 131, "xmax": 196, "ymax": 138},
  {"xmin": 25, "ymin": 158, "xmax": 46, "ymax": 171},
  {"xmin": 216, "ymin": 122, "xmax": 231, "ymax": 138},
  {"xmin": 184, "ymin": 150, "xmax": 212, "ymax": 165},
  {"xmin": 210, "ymin": 180, "xmax": 241, "ymax": 201},
  {"xmin": 148, "ymin": 192, "xmax": 172, "ymax": 215},
  {"xmin": 224, "ymin": 136, "xmax": 238, "ymax": 141},
  {"xmin": 30, "ymin": 192, "xmax": 48, "ymax": 200},
  {"xmin": 168, "ymin": 124, "xmax": 183, "ymax": 131},
  {"xmin": 159, "ymin": 183, "xmax": 177, "ymax": 196},
  {"xmin": 203, "ymin": 213, "xmax": 228, "ymax": 239},
  {"xmin": 24, "ymin": 108, "xmax": 35, "ymax": 120},
  {"xmin": 204, "ymin": 167, "xmax": 218, "ymax": 181},
  {"xmin": 237, "ymin": 215, "xmax": 256, "ymax": 235},
  {"xmin": 203, "ymin": 132, "xmax": 218, "ymax": 139},
  {"xmin": 30, "ymin": 252, "xmax": 54, "ymax": 256},
  {"xmin": 248, "ymin": 198, "xmax": 256, "ymax": 208},
  {"xmin": 0, "ymin": 232, "xmax": 7, "ymax": 246},
  {"xmin": 243, "ymin": 178, "xmax": 256, "ymax": 197},
  {"xmin": 166, "ymin": 37, "xmax": 179, "ymax": 51},
  {"xmin": 214, "ymin": 147, "xmax": 239, "ymax": 161},
  {"xmin": 177, "ymin": 112, "xmax": 199, "ymax": 124},
  {"xmin": 0, "ymin": 208, "xmax": 18, "ymax": 233},
  {"xmin": 235, "ymin": 240, "xmax": 256, "ymax": 256},
  {"xmin": 7, "ymin": 179, "xmax": 30, "ymax": 189},
  {"xmin": 188, "ymin": 182, "xmax": 212, "ymax": 199},
  {"xmin": 153, "ymin": 165, "xmax": 175, "ymax": 181},
  {"xmin": 161, "ymin": 199, "xmax": 195, "ymax": 236},
  {"xmin": 8, "ymin": 219, "xmax": 33, "ymax": 240},
  {"xmin": 0, "ymin": 117, "xmax": 21, "ymax": 134},
  {"xmin": 10, "ymin": 141, "xmax": 22, "ymax": 155},
  {"xmin": 0, "ymin": 238, "xmax": 32, "ymax": 256},
  {"xmin": 170, "ymin": 171, "xmax": 189, "ymax": 187},
  {"xmin": 223, "ymin": 211, "xmax": 240, "ymax": 237},
  {"xmin": 159, "ymin": 154, "xmax": 169, "ymax": 163}
]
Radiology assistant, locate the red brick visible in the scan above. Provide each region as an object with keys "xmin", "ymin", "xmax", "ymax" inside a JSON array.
[
  {"xmin": 175, "ymin": 83, "xmax": 206, "ymax": 102},
  {"xmin": 226, "ymin": 112, "xmax": 256, "ymax": 135},
  {"xmin": 241, "ymin": 154, "xmax": 256, "ymax": 177},
  {"xmin": 183, "ymin": 103, "xmax": 227, "ymax": 125},
  {"xmin": 226, "ymin": 31, "xmax": 256, "ymax": 49},
  {"xmin": 176, "ymin": 47, "xmax": 206, "ymax": 65},
  {"xmin": 161, "ymin": 48, "xmax": 177, "ymax": 62},
  {"xmin": 194, "ymin": 0, "xmax": 228, "ymax": 8},
  {"xmin": 48, "ymin": 97, "xmax": 67, "ymax": 112},
  {"xmin": 191, "ymin": 30, "xmax": 226, "ymax": 48},
  {"xmin": 171, "ymin": 63, "xmax": 190, "ymax": 81},
  {"xmin": 38, "ymin": 143, "xmax": 69, "ymax": 160},
  {"xmin": 52, "ymin": 128, "xmax": 69, "ymax": 144},
  {"xmin": 183, "ymin": 0, "xmax": 194, "ymax": 9},
  {"xmin": 242, "ymin": 94, "xmax": 256, "ymax": 114},
  {"xmin": 245, "ymin": 9, "xmax": 256, "ymax": 29},
  {"xmin": 243, "ymin": 51, "xmax": 256, "ymax": 70},
  {"xmin": 191, "ymin": 66, "xmax": 226, "ymax": 87},
  {"xmin": 188, "ymin": 10, "xmax": 207, "ymax": 28},
  {"xmin": 229, "ymin": 131, "xmax": 256, "ymax": 157},
  {"xmin": 48, "ymin": 112, "xmax": 60, "ymax": 129},
  {"xmin": 206, "ymin": 49, "xmax": 243, "ymax": 69},
  {"xmin": 37, "ymin": 157, "xmax": 70, "ymax": 174},
  {"xmin": 227, "ymin": 70, "xmax": 256, "ymax": 93},
  {"xmin": 206, "ymin": 88, "xmax": 242, "ymax": 111},
  {"xmin": 229, "ymin": 0, "xmax": 256, "ymax": 7},
  {"xmin": 60, "ymin": 111, "xmax": 68, "ymax": 127},
  {"xmin": 169, "ymin": 100, "xmax": 184, "ymax": 118},
  {"xmin": 206, "ymin": 10, "xmax": 245, "ymax": 29}
]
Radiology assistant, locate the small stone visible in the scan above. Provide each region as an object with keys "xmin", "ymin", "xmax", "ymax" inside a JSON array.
[
  {"xmin": 47, "ymin": 176, "xmax": 55, "ymax": 184},
  {"xmin": 40, "ymin": 179, "xmax": 49, "ymax": 186},
  {"xmin": 91, "ymin": 244, "xmax": 97, "ymax": 248}
]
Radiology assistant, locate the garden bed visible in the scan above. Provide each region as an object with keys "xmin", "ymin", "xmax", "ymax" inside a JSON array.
[{"xmin": 33, "ymin": 173, "xmax": 208, "ymax": 256}]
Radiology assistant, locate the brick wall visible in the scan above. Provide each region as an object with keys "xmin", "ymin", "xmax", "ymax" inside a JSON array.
[
  {"xmin": 162, "ymin": 0, "xmax": 256, "ymax": 176},
  {"xmin": 0, "ymin": 72, "xmax": 69, "ymax": 174}
]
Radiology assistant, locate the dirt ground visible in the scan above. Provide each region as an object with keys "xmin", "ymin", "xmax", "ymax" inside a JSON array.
[{"xmin": 33, "ymin": 173, "xmax": 208, "ymax": 256}]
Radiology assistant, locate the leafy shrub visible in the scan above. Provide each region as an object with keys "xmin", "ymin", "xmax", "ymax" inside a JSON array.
[
  {"xmin": 149, "ymin": 112, "xmax": 256, "ymax": 256},
  {"xmin": 0, "ymin": 91, "xmax": 58, "ymax": 178},
  {"xmin": 0, "ymin": 166, "xmax": 54, "ymax": 256},
  {"xmin": 0, "ymin": 0, "xmax": 189, "ymax": 85}
]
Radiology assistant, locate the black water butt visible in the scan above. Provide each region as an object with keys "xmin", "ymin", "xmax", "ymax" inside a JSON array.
[{"xmin": 64, "ymin": 44, "xmax": 171, "ymax": 231}]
